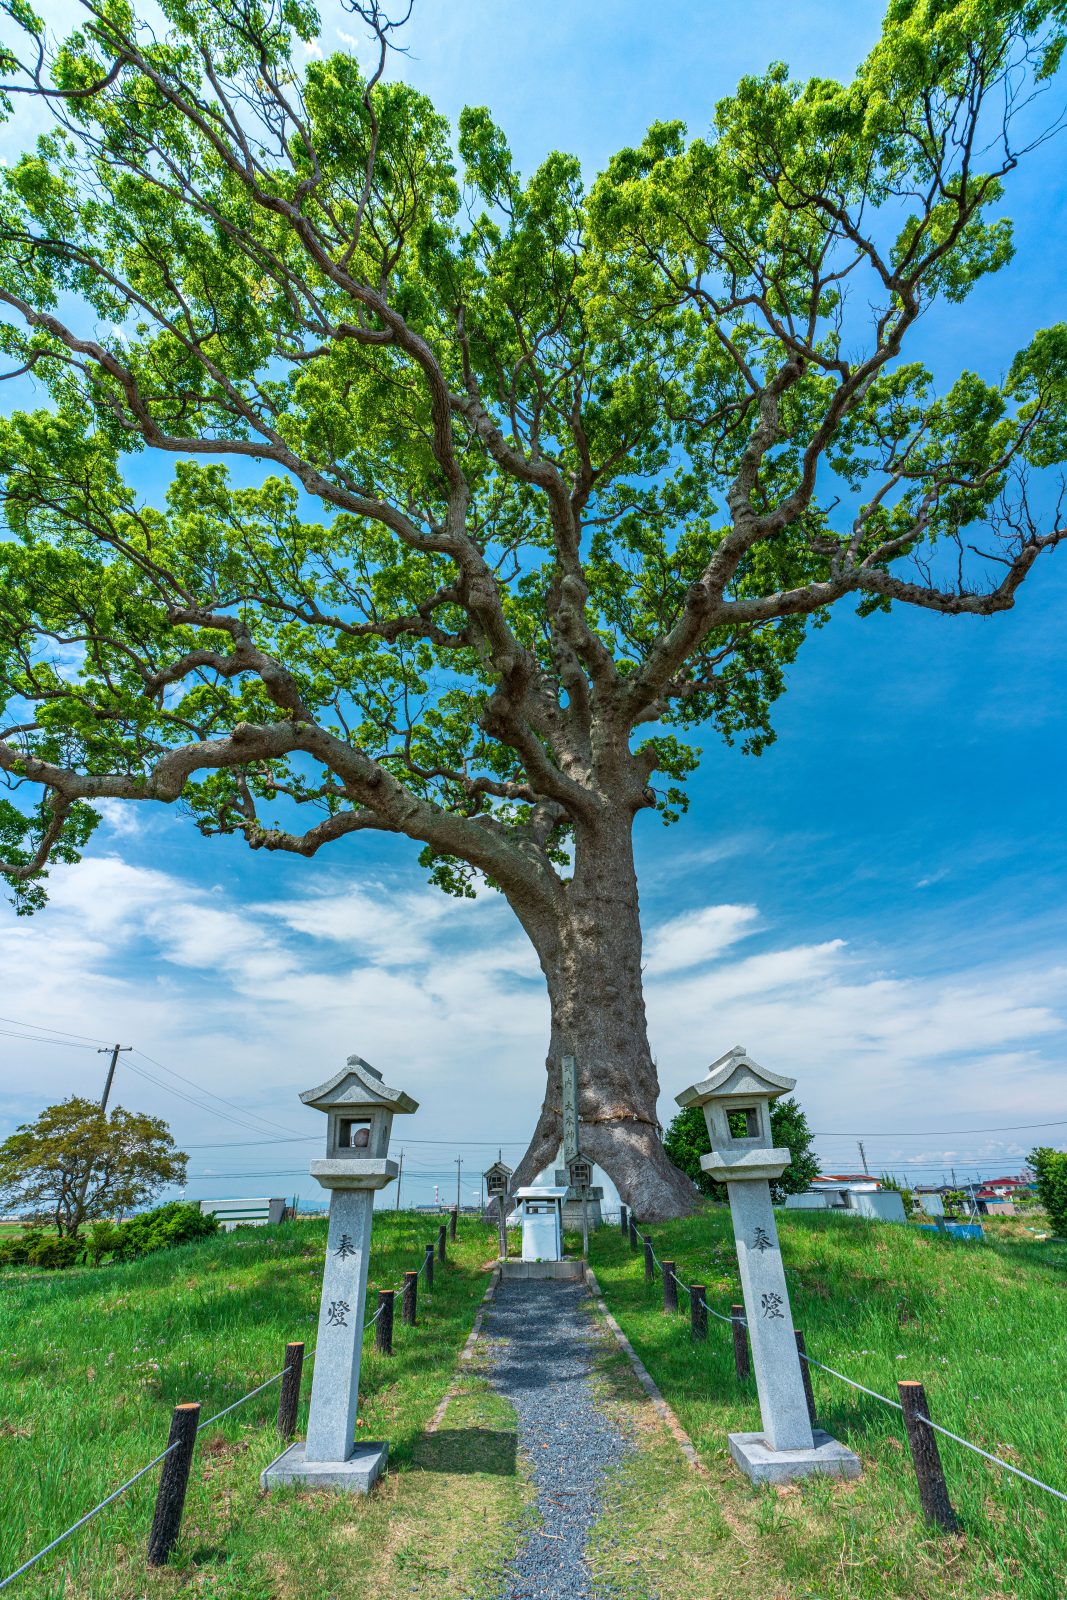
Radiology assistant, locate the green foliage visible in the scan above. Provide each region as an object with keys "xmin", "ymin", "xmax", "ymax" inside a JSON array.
[
  {"xmin": 0, "ymin": 0, "xmax": 1061, "ymax": 918},
  {"xmin": 1029, "ymin": 1145, "xmax": 1067, "ymax": 1234},
  {"xmin": 0, "ymin": 1096, "xmax": 186, "ymax": 1236},
  {"xmin": 26, "ymin": 1233, "xmax": 84, "ymax": 1269},
  {"xmin": 662, "ymin": 1096, "xmax": 820, "ymax": 1204},
  {"xmin": 4, "ymin": 1202, "xmax": 223, "ymax": 1270},
  {"xmin": 0, "ymin": 1227, "xmax": 85, "ymax": 1267},
  {"xmin": 0, "ymin": 1225, "xmax": 41, "ymax": 1265},
  {"xmin": 107, "ymin": 1200, "xmax": 219, "ymax": 1261}
]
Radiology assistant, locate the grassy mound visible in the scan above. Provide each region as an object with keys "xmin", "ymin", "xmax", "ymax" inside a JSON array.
[
  {"xmin": 0, "ymin": 1212, "xmax": 522, "ymax": 1598},
  {"xmin": 588, "ymin": 1206, "xmax": 1067, "ymax": 1600}
]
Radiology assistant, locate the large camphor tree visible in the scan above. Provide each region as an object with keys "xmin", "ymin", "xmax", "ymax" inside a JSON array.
[{"xmin": 0, "ymin": 0, "xmax": 1064, "ymax": 1216}]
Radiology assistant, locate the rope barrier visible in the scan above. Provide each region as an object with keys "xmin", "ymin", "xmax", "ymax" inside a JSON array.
[
  {"xmin": 197, "ymin": 1366, "xmax": 293, "ymax": 1431},
  {"xmin": 795, "ymin": 1350, "xmax": 903, "ymax": 1410},
  {"xmin": 0, "ymin": 1222, "xmax": 441, "ymax": 1587},
  {"xmin": 914, "ymin": 1414, "xmax": 1067, "ymax": 1503},
  {"xmin": 637, "ymin": 1231, "xmax": 1067, "ymax": 1508},
  {"xmin": 695, "ymin": 1293, "xmax": 741, "ymax": 1327},
  {"xmin": 0, "ymin": 1442, "xmax": 180, "ymax": 1592}
]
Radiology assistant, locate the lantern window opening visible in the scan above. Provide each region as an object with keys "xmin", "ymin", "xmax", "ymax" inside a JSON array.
[
  {"xmin": 339, "ymin": 1118, "xmax": 372, "ymax": 1150},
  {"xmin": 728, "ymin": 1107, "xmax": 762, "ymax": 1140}
]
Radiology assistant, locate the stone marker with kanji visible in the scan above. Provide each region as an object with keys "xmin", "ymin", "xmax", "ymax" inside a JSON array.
[
  {"xmin": 676, "ymin": 1047, "xmax": 860, "ymax": 1485},
  {"xmin": 261, "ymin": 1055, "xmax": 417, "ymax": 1495}
]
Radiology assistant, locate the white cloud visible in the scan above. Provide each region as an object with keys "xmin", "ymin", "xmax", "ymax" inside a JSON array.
[
  {"xmin": 303, "ymin": 39, "xmax": 323, "ymax": 57},
  {"xmin": 644, "ymin": 903, "xmax": 758, "ymax": 975},
  {"xmin": 92, "ymin": 800, "xmax": 146, "ymax": 840},
  {"xmin": 2, "ymin": 855, "xmax": 1065, "ymax": 1203}
]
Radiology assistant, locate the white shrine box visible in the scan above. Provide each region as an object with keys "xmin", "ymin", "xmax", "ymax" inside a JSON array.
[{"xmin": 513, "ymin": 1184, "xmax": 569, "ymax": 1261}]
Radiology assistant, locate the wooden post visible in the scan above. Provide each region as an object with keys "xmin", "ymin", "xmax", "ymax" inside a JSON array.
[
  {"xmin": 449, "ymin": 1207, "xmax": 457, "ymax": 1242},
  {"xmin": 690, "ymin": 1283, "xmax": 708, "ymax": 1342},
  {"xmin": 496, "ymin": 1196, "xmax": 508, "ymax": 1261},
  {"xmin": 402, "ymin": 1268, "xmax": 418, "ymax": 1326},
  {"xmin": 424, "ymin": 1242, "xmax": 434, "ymax": 1291},
  {"xmin": 277, "ymin": 1342, "xmax": 304, "ymax": 1440},
  {"xmin": 898, "ymin": 1380, "xmax": 960, "ymax": 1532},
  {"xmin": 146, "ymin": 1402, "xmax": 200, "ymax": 1566},
  {"xmin": 619, "ymin": 1204, "xmax": 629, "ymax": 1238},
  {"xmin": 731, "ymin": 1304, "xmax": 750, "ymax": 1380},
  {"xmin": 375, "ymin": 1290, "xmax": 395, "ymax": 1355},
  {"xmin": 643, "ymin": 1235, "xmax": 655, "ymax": 1282},
  {"xmin": 662, "ymin": 1260, "xmax": 678, "ymax": 1313},
  {"xmin": 795, "ymin": 1330, "xmax": 817, "ymax": 1428},
  {"xmin": 437, "ymin": 1223, "xmax": 447, "ymax": 1263},
  {"xmin": 628, "ymin": 1215, "xmax": 639, "ymax": 1252}
]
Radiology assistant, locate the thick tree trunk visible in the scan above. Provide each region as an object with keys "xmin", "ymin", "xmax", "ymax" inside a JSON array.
[{"xmin": 510, "ymin": 816, "xmax": 697, "ymax": 1221}]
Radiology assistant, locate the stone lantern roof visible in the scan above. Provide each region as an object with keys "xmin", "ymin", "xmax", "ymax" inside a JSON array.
[
  {"xmin": 301, "ymin": 1055, "xmax": 419, "ymax": 1116},
  {"xmin": 675, "ymin": 1046, "xmax": 795, "ymax": 1109}
]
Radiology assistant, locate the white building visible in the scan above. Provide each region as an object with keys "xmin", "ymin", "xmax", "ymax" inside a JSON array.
[{"xmin": 784, "ymin": 1178, "xmax": 906, "ymax": 1224}]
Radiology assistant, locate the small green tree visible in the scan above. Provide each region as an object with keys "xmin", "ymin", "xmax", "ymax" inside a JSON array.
[
  {"xmin": 0, "ymin": 1097, "xmax": 186, "ymax": 1237},
  {"xmin": 663, "ymin": 1096, "xmax": 819, "ymax": 1204},
  {"xmin": 1029, "ymin": 1147, "xmax": 1067, "ymax": 1236}
]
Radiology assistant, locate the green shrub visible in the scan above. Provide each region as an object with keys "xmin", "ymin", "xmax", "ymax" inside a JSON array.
[
  {"xmin": 27, "ymin": 1234, "xmax": 84, "ymax": 1270},
  {"xmin": 1029, "ymin": 1147, "xmax": 1067, "ymax": 1236},
  {"xmin": 0, "ymin": 1227, "xmax": 43, "ymax": 1266},
  {"xmin": 87, "ymin": 1219, "xmax": 121, "ymax": 1265},
  {"xmin": 110, "ymin": 1201, "xmax": 219, "ymax": 1261}
]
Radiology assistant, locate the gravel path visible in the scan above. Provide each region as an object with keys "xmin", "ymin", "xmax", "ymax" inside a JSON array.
[{"xmin": 480, "ymin": 1278, "xmax": 632, "ymax": 1600}]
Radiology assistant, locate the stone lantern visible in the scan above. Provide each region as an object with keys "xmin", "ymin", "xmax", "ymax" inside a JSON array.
[
  {"xmin": 262, "ymin": 1055, "xmax": 417, "ymax": 1495},
  {"xmin": 677, "ymin": 1046, "xmax": 860, "ymax": 1484},
  {"xmin": 567, "ymin": 1154, "xmax": 593, "ymax": 1191},
  {"xmin": 484, "ymin": 1159, "xmax": 513, "ymax": 1260}
]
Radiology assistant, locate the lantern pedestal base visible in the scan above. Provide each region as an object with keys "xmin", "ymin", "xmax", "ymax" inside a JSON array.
[
  {"xmin": 260, "ymin": 1439, "xmax": 388, "ymax": 1494},
  {"xmin": 500, "ymin": 1258, "xmax": 586, "ymax": 1281},
  {"xmin": 728, "ymin": 1430, "xmax": 860, "ymax": 1485}
]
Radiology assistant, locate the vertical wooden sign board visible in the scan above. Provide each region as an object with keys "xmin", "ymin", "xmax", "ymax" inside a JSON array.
[{"xmin": 562, "ymin": 1054, "xmax": 579, "ymax": 1163}]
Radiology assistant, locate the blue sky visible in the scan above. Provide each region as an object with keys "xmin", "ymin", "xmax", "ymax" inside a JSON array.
[{"xmin": 1, "ymin": 0, "xmax": 1065, "ymax": 1208}]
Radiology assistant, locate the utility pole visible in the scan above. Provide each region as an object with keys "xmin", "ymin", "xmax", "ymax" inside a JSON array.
[
  {"xmin": 858, "ymin": 1140, "xmax": 869, "ymax": 1176},
  {"xmin": 97, "ymin": 1044, "xmax": 131, "ymax": 1112},
  {"xmin": 394, "ymin": 1149, "xmax": 404, "ymax": 1211},
  {"xmin": 455, "ymin": 1156, "xmax": 462, "ymax": 1216}
]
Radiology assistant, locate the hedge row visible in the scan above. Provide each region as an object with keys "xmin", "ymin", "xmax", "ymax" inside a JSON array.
[{"xmin": 0, "ymin": 1202, "xmax": 220, "ymax": 1270}]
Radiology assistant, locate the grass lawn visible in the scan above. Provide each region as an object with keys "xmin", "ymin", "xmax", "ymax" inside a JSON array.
[
  {"xmin": 587, "ymin": 1207, "xmax": 1067, "ymax": 1600},
  {"xmin": 0, "ymin": 1212, "xmax": 527, "ymax": 1598}
]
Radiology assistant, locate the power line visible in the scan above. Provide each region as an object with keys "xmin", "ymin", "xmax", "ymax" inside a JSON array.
[
  {"xmin": 0, "ymin": 1029, "xmax": 297, "ymax": 1144},
  {"xmin": 0, "ymin": 1028, "xmax": 97, "ymax": 1050},
  {"xmin": 131, "ymin": 1050, "xmax": 302, "ymax": 1139},
  {"xmin": 814, "ymin": 1117, "xmax": 1067, "ymax": 1137},
  {"xmin": 0, "ymin": 1018, "xmax": 307, "ymax": 1141},
  {"xmin": 120, "ymin": 1059, "xmax": 303, "ymax": 1144},
  {"xmin": 181, "ymin": 1134, "xmax": 530, "ymax": 1150},
  {"xmin": 0, "ymin": 1014, "xmax": 112, "ymax": 1045}
]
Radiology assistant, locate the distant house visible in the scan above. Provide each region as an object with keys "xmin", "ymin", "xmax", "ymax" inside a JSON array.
[
  {"xmin": 973, "ymin": 1186, "xmax": 1017, "ymax": 1216},
  {"xmin": 983, "ymin": 1176, "xmax": 1031, "ymax": 1198}
]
